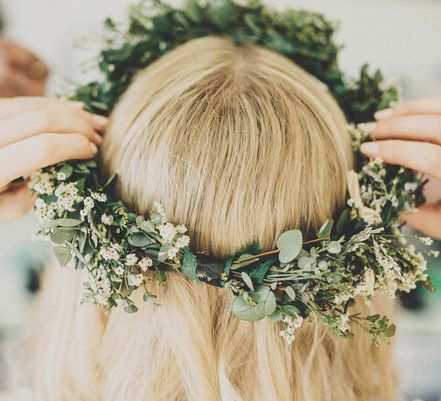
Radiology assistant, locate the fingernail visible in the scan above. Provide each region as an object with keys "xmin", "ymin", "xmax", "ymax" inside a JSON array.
[
  {"xmin": 92, "ymin": 114, "xmax": 108, "ymax": 126},
  {"xmin": 360, "ymin": 142, "xmax": 379, "ymax": 158},
  {"xmin": 361, "ymin": 122, "xmax": 377, "ymax": 134},
  {"xmin": 374, "ymin": 108, "xmax": 394, "ymax": 120},
  {"xmin": 90, "ymin": 143, "xmax": 98, "ymax": 154}
]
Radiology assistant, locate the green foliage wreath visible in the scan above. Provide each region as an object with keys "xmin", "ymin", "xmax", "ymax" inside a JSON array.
[{"xmin": 30, "ymin": 0, "xmax": 436, "ymax": 344}]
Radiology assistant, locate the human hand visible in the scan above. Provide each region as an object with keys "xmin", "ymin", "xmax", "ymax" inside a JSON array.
[
  {"xmin": 360, "ymin": 96, "xmax": 441, "ymax": 238},
  {"xmin": 0, "ymin": 97, "xmax": 107, "ymax": 221},
  {"xmin": 0, "ymin": 38, "xmax": 48, "ymax": 97}
]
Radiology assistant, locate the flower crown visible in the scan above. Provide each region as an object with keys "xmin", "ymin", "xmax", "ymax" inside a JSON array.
[{"xmin": 30, "ymin": 0, "xmax": 436, "ymax": 345}]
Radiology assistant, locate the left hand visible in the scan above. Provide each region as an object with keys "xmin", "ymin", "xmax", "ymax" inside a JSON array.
[
  {"xmin": 360, "ymin": 96, "xmax": 441, "ymax": 238},
  {"xmin": 0, "ymin": 38, "xmax": 48, "ymax": 97}
]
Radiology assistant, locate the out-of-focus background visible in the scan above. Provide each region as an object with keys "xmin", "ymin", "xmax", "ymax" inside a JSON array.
[{"xmin": 0, "ymin": 0, "xmax": 440, "ymax": 400}]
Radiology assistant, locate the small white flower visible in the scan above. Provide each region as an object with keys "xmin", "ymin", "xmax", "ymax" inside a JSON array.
[
  {"xmin": 101, "ymin": 214, "xmax": 114, "ymax": 225},
  {"xmin": 404, "ymin": 182, "xmax": 418, "ymax": 193},
  {"xmin": 114, "ymin": 266, "xmax": 125, "ymax": 276},
  {"xmin": 128, "ymin": 274, "xmax": 144, "ymax": 287},
  {"xmin": 159, "ymin": 223, "xmax": 176, "ymax": 242},
  {"xmin": 126, "ymin": 253, "xmax": 138, "ymax": 266},
  {"xmin": 139, "ymin": 257, "xmax": 153, "ymax": 272},
  {"xmin": 57, "ymin": 172, "xmax": 67, "ymax": 181},
  {"xmin": 167, "ymin": 247, "xmax": 179, "ymax": 259},
  {"xmin": 84, "ymin": 197, "xmax": 94, "ymax": 210},
  {"xmin": 417, "ymin": 236, "xmax": 433, "ymax": 246},
  {"xmin": 176, "ymin": 225, "xmax": 187, "ymax": 234},
  {"xmin": 91, "ymin": 192, "xmax": 107, "ymax": 202},
  {"xmin": 99, "ymin": 244, "xmax": 120, "ymax": 261},
  {"xmin": 175, "ymin": 235, "xmax": 190, "ymax": 249}
]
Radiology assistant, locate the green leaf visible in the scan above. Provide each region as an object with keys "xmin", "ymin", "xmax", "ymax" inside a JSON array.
[
  {"xmin": 282, "ymin": 305, "xmax": 301, "ymax": 317},
  {"xmin": 58, "ymin": 164, "xmax": 74, "ymax": 180},
  {"xmin": 182, "ymin": 248, "xmax": 199, "ymax": 281},
  {"xmin": 318, "ymin": 219, "xmax": 334, "ymax": 238},
  {"xmin": 336, "ymin": 208, "xmax": 350, "ymax": 234},
  {"xmin": 248, "ymin": 256, "xmax": 276, "ymax": 284},
  {"xmin": 264, "ymin": 290, "xmax": 277, "ymax": 316},
  {"xmin": 185, "ymin": 0, "xmax": 203, "ymax": 22},
  {"xmin": 241, "ymin": 272, "xmax": 254, "ymax": 291},
  {"xmin": 124, "ymin": 304, "xmax": 138, "ymax": 313},
  {"xmin": 232, "ymin": 286, "xmax": 276, "ymax": 321},
  {"xmin": 128, "ymin": 232, "xmax": 153, "ymax": 247},
  {"xmin": 53, "ymin": 218, "xmax": 82, "ymax": 227},
  {"xmin": 284, "ymin": 286, "xmax": 296, "ymax": 301},
  {"xmin": 277, "ymin": 230, "xmax": 303, "ymax": 263},
  {"xmin": 143, "ymin": 292, "xmax": 157, "ymax": 302},
  {"xmin": 268, "ymin": 308, "xmax": 283, "ymax": 322},
  {"xmin": 385, "ymin": 324, "xmax": 396, "ymax": 337},
  {"xmin": 50, "ymin": 228, "xmax": 76, "ymax": 244},
  {"xmin": 53, "ymin": 246, "xmax": 72, "ymax": 266}
]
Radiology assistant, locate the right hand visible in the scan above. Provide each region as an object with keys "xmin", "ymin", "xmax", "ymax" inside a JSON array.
[
  {"xmin": 360, "ymin": 96, "xmax": 441, "ymax": 238},
  {"xmin": 0, "ymin": 97, "xmax": 107, "ymax": 221}
]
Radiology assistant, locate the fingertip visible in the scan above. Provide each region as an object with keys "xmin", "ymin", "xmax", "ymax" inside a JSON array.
[
  {"xmin": 374, "ymin": 108, "xmax": 394, "ymax": 120},
  {"xmin": 92, "ymin": 114, "xmax": 108, "ymax": 128},
  {"xmin": 360, "ymin": 142, "xmax": 379, "ymax": 158},
  {"xmin": 90, "ymin": 142, "xmax": 98, "ymax": 154}
]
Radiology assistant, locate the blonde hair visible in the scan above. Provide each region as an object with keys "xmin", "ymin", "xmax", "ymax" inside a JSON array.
[{"xmin": 16, "ymin": 37, "xmax": 399, "ymax": 401}]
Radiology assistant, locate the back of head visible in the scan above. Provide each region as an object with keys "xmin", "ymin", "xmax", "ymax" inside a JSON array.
[
  {"xmin": 103, "ymin": 36, "xmax": 352, "ymax": 256},
  {"xmin": 23, "ymin": 37, "xmax": 398, "ymax": 401}
]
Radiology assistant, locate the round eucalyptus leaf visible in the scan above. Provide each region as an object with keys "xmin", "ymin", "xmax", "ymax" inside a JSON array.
[
  {"xmin": 277, "ymin": 230, "xmax": 303, "ymax": 263},
  {"xmin": 128, "ymin": 232, "xmax": 153, "ymax": 247},
  {"xmin": 232, "ymin": 295, "xmax": 265, "ymax": 321}
]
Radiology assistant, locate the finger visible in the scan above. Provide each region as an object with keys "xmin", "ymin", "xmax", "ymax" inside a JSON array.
[
  {"xmin": 362, "ymin": 115, "xmax": 441, "ymax": 146},
  {"xmin": 0, "ymin": 109, "xmax": 103, "ymax": 147},
  {"xmin": 360, "ymin": 140, "xmax": 441, "ymax": 179},
  {"xmin": 0, "ymin": 133, "xmax": 98, "ymax": 188},
  {"xmin": 0, "ymin": 182, "xmax": 35, "ymax": 221},
  {"xmin": 404, "ymin": 203, "xmax": 441, "ymax": 240},
  {"xmin": 0, "ymin": 97, "xmax": 107, "ymax": 130},
  {"xmin": 375, "ymin": 96, "xmax": 441, "ymax": 120}
]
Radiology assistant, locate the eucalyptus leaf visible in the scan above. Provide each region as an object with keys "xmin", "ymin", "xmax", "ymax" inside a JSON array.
[
  {"xmin": 50, "ymin": 228, "xmax": 76, "ymax": 244},
  {"xmin": 284, "ymin": 286, "xmax": 296, "ymax": 301},
  {"xmin": 53, "ymin": 246, "xmax": 72, "ymax": 266},
  {"xmin": 128, "ymin": 232, "xmax": 153, "ymax": 247},
  {"xmin": 318, "ymin": 219, "xmax": 334, "ymax": 238},
  {"xmin": 241, "ymin": 272, "xmax": 255, "ymax": 291},
  {"xmin": 277, "ymin": 230, "xmax": 303, "ymax": 263},
  {"xmin": 53, "ymin": 218, "xmax": 82, "ymax": 227}
]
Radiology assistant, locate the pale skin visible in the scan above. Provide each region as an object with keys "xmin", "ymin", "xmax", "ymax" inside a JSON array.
[
  {"xmin": 0, "ymin": 97, "xmax": 106, "ymax": 221},
  {"xmin": 360, "ymin": 96, "xmax": 441, "ymax": 239}
]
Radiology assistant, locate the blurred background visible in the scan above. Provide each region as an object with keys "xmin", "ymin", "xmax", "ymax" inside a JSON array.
[{"xmin": 0, "ymin": 0, "xmax": 440, "ymax": 400}]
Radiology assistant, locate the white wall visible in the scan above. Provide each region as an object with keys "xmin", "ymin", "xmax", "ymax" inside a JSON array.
[{"xmin": 1, "ymin": 0, "xmax": 440, "ymax": 98}]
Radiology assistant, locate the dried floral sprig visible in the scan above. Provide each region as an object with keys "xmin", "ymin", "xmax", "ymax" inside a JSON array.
[{"xmin": 30, "ymin": 0, "xmax": 436, "ymax": 344}]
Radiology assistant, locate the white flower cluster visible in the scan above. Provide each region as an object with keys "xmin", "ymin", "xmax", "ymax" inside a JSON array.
[
  {"xmin": 99, "ymin": 243, "xmax": 121, "ymax": 261},
  {"xmin": 156, "ymin": 213, "xmax": 190, "ymax": 260},
  {"xmin": 279, "ymin": 314, "xmax": 304, "ymax": 344},
  {"xmin": 29, "ymin": 171, "xmax": 54, "ymax": 195},
  {"xmin": 87, "ymin": 268, "xmax": 113, "ymax": 306}
]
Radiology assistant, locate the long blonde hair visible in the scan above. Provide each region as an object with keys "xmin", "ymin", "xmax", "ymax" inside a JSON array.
[{"xmin": 17, "ymin": 37, "xmax": 398, "ymax": 401}]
